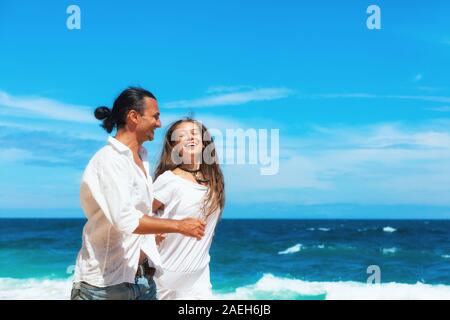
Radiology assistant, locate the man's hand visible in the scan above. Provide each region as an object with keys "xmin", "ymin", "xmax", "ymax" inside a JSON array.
[
  {"xmin": 134, "ymin": 216, "xmax": 206, "ymax": 237},
  {"xmin": 177, "ymin": 218, "xmax": 206, "ymax": 240}
]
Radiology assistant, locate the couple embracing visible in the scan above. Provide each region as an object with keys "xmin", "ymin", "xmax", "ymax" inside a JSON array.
[{"xmin": 71, "ymin": 87, "xmax": 225, "ymax": 300}]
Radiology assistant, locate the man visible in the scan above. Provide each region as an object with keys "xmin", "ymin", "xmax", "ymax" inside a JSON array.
[{"xmin": 71, "ymin": 87, "xmax": 205, "ymax": 300}]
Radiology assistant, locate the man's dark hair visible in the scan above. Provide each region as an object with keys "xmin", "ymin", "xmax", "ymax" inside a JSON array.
[{"xmin": 94, "ymin": 87, "xmax": 157, "ymax": 133}]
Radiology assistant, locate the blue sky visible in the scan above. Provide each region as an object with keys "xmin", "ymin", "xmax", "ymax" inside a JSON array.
[{"xmin": 1, "ymin": 0, "xmax": 450, "ymax": 218}]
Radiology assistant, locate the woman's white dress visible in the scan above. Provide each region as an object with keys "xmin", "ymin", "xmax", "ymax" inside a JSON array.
[{"xmin": 153, "ymin": 170, "xmax": 220, "ymax": 300}]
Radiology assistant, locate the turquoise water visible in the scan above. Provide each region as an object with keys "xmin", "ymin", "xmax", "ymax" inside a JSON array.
[{"xmin": 1, "ymin": 219, "xmax": 450, "ymax": 299}]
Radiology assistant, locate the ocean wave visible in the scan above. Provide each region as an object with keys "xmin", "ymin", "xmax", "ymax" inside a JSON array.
[
  {"xmin": 382, "ymin": 247, "xmax": 398, "ymax": 255},
  {"xmin": 0, "ymin": 277, "xmax": 73, "ymax": 300},
  {"xmin": 383, "ymin": 226, "xmax": 397, "ymax": 233},
  {"xmin": 213, "ymin": 274, "xmax": 450, "ymax": 300},
  {"xmin": 313, "ymin": 244, "xmax": 356, "ymax": 251},
  {"xmin": 278, "ymin": 244, "xmax": 360, "ymax": 254},
  {"xmin": 442, "ymin": 255, "xmax": 450, "ymax": 259},
  {"xmin": 278, "ymin": 244, "xmax": 302, "ymax": 255},
  {"xmin": 307, "ymin": 228, "xmax": 331, "ymax": 232},
  {"xmin": 357, "ymin": 227, "xmax": 378, "ymax": 232},
  {"xmin": 2, "ymin": 275, "xmax": 450, "ymax": 300}
]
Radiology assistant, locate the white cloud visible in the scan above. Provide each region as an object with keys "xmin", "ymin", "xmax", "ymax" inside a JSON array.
[
  {"xmin": 224, "ymin": 154, "xmax": 332, "ymax": 191},
  {"xmin": 427, "ymin": 106, "xmax": 450, "ymax": 112},
  {"xmin": 224, "ymin": 121, "xmax": 450, "ymax": 206},
  {"xmin": 206, "ymin": 85, "xmax": 253, "ymax": 94},
  {"xmin": 413, "ymin": 74, "xmax": 423, "ymax": 82},
  {"xmin": 312, "ymin": 123, "xmax": 450, "ymax": 149},
  {"xmin": 157, "ymin": 112, "xmax": 246, "ymax": 131},
  {"xmin": 0, "ymin": 90, "xmax": 94, "ymax": 123},
  {"xmin": 0, "ymin": 119, "xmax": 105, "ymax": 141},
  {"xmin": 385, "ymin": 94, "xmax": 450, "ymax": 103},
  {"xmin": 0, "ymin": 146, "xmax": 75, "ymax": 165},
  {"xmin": 162, "ymin": 87, "xmax": 294, "ymax": 109},
  {"xmin": 0, "ymin": 148, "xmax": 33, "ymax": 162},
  {"xmin": 309, "ymin": 93, "xmax": 450, "ymax": 104},
  {"xmin": 417, "ymin": 86, "xmax": 443, "ymax": 92}
]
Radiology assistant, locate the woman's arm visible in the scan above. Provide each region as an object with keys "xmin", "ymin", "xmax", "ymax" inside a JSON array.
[
  {"xmin": 152, "ymin": 199, "xmax": 168, "ymax": 245},
  {"xmin": 152, "ymin": 198, "xmax": 165, "ymax": 214}
]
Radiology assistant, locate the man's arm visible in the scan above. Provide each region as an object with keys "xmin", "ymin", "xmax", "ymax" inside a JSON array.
[
  {"xmin": 134, "ymin": 215, "xmax": 205, "ymax": 240},
  {"xmin": 93, "ymin": 156, "xmax": 205, "ymax": 239}
]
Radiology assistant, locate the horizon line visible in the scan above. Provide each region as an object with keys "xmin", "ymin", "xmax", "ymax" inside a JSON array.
[{"xmin": 0, "ymin": 217, "xmax": 449, "ymax": 221}]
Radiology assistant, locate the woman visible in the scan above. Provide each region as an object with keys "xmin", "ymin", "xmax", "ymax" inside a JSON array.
[{"xmin": 152, "ymin": 118, "xmax": 225, "ymax": 299}]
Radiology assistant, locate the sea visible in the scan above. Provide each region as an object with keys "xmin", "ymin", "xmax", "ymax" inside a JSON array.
[{"xmin": 1, "ymin": 219, "xmax": 450, "ymax": 300}]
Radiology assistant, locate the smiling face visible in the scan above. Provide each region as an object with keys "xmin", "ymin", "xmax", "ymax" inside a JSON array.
[
  {"xmin": 173, "ymin": 121, "xmax": 203, "ymax": 164},
  {"xmin": 135, "ymin": 97, "xmax": 161, "ymax": 142}
]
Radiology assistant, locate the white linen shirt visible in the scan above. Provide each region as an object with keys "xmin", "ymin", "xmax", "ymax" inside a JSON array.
[{"xmin": 73, "ymin": 137, "xmax": 162, "ymax": 287}]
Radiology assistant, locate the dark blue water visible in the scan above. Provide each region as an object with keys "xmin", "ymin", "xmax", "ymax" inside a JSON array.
[
  {"xmin": 211, "ymin": 220, "xmax": 450, "ymax": 291},
  {"xmin": 1, "ymin": 219, "xmax": 449, "ymax": 299}
]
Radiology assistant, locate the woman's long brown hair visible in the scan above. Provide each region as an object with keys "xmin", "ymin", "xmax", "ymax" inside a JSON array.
[{"xmin": 154, "ymin": 118, "xmax": 225, "ymax": 218}]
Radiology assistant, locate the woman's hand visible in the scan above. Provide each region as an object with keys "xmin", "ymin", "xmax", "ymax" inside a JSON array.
[{"xmin": 155, "ymin": 233, "xmax": 167, "ymax": 246}]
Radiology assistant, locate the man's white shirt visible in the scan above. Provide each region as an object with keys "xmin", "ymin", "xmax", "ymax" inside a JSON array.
[{"xmin": 74, "ymin": 137, "xmax": 162, "ymax": 287}]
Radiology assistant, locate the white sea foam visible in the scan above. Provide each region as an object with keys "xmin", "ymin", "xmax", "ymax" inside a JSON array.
[
  {"xmin": 0, "ymin": 277, "xmax": 73, "ymax": 300},
  {"xmin": 382, "ymin": 247, "xmax": 398, "ymax": 255},
  {"xmin": 2, "ymin": 275, "xmax": 450, "ymax": 300},
  {"xmin": 213, "ymin": 274, "xmax": 450, "ymax": 300},
  {"xmin": 307, "ymin": 228, "xmax": 330, "ymax": 232},
  {"xmin": 278, "ymin": 244, "xmax": 302, "ymax": 255},
  {"xmin": 383, "ymin": 226, "xmax": 397, "ymax": 233}
]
